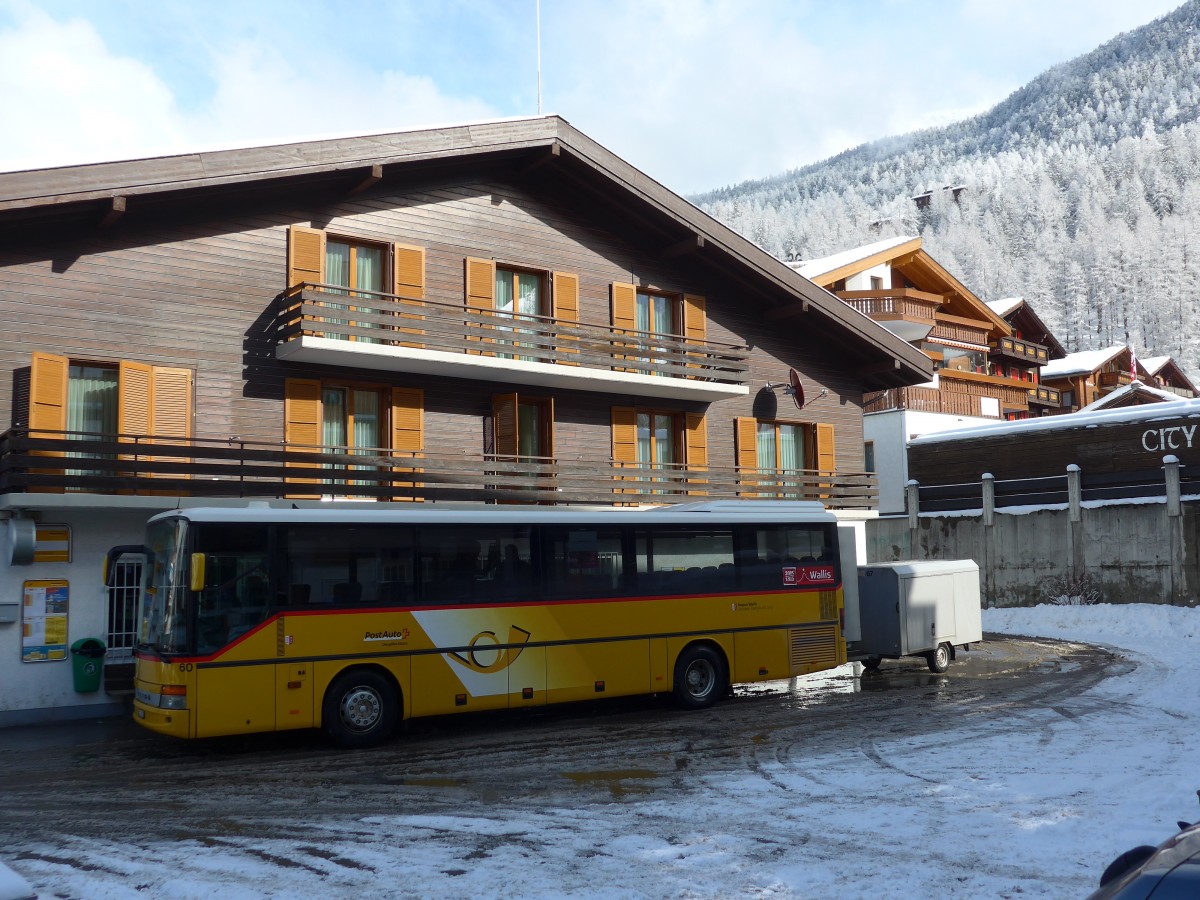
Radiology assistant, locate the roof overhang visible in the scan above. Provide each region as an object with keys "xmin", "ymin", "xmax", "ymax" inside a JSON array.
[{"xmin": 0, "ymin": 115, "xmax": 932, "ymax": 392}]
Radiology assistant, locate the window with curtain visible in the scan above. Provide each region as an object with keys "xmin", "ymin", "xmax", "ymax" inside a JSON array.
[
  {"xmin": 635, "ymin": 291, "xmax": 677, "ymax": 375},
  {"xmin": 495, "ymin": 267, "xmax": 544, "ymax": 361},
  {"xmin": 757, "ymin": 421, "xmax": 807, "ymax": 496},
  {"xmin": 325, "ymin": 238, "xmax": 385, "ymax": 343},
  {"xmin": 66, "ymin": 364, "xmax": 119, "ymax": 482},
  {"xmin": 637, "ymin": 410, "xmax": 677, "ymax": 492},
  {"xmin": 320, "ymin": 385, "xmax": 384, "ymax": 493}
]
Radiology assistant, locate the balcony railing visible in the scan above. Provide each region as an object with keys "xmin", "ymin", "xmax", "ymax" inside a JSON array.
[
  {"xmin": 839, "ymin": 289, "xmax": 940, "ymax": 322},
  {"xmin": 863, "ymin": 386, "xmax": 982, "ymax": 416},
  {"xmin": 1098, "ymin": 371, "xmax": 1133, "ymax": 388},
  {"xmin": 1027, "ymin": 385, "xmax": 1061, "ymax": 406},
  {"xmin": 275, "ymin": 285, "xmax": 751, "ymax": 390},
  {"xmin": 991, "ymin": 336, "xmax": 1050, "ymax": 364},
  {"xmin": 0, "ymin": 429, "xmax": 878, "ymax": 510}
]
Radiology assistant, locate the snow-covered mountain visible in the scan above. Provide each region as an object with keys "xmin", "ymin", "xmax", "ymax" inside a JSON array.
[{"xmin": 695, "ymin": 1, "xmax": 1200, "ymax": 374}]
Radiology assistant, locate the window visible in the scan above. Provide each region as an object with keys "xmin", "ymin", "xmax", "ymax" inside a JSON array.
[
  {"xmin": 611, "ymin": 407, "xmax": 707, "ymax": 497},
  {"xmin": 284, "ymin": 380, "xmax": 423, "ymax": 499},
  {"xmin": 863, "ymin": 441, "xmax": 875, "ymax": 474},
  {"xmin": 285, "ymin": 523, "xmax": 417, "ymax": 607},
  {"xmin": 635, "ymin": 527, "xmax": 735, "ymax": 594},
  {"xmin": 495, "ymin": 267, "xmax": 546, "ymax": 360},
  {"xmin": 493, "ymin": 393, "xmax": 554, "ymax": 461},
  {"xmin": 869, "ymin": 275, "xmax": 884, "ymax": 290},
  {"xmin": 543, "ymin": 526, "xmax": 625, "ymax": 600},
  {"xmin": 610, "ymin": 283, "xmax": 706, "ymax": 376},
  {"xmin": 287, "ymin": 226, "xmax": 426, "ymax": 346},
  {"xmin": 736, "ymin": 417, "xmax": 835, "ymax": 499}
]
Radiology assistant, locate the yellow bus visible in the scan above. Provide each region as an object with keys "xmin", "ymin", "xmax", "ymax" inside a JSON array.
[{"xmin": 115, "ymin": 501, "xmax": 850, "ymax": 748}]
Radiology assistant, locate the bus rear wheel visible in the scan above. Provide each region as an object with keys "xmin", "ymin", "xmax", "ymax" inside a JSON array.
[
  {"xmin": 323, "ymin": 670, "xmax": 398, "ymax": 749},
  {"xmin": 673, "ymin": 645, "xmax": 727, "ymax": 710}
]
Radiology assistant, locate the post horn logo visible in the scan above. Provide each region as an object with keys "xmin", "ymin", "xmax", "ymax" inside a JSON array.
[{"xmin": 447, "ymin": 626, "xmax": 531, "ymax": 674}]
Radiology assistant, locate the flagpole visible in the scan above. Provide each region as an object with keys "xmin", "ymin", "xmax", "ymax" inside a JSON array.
[{"xmin": 536, "ymin": 0, "xmax": 542, "ymax": 115}]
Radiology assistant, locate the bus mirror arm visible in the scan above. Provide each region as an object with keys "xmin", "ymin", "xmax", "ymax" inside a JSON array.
[{"xmin": 104, "ymin": 545, "xmax": 147, "ymax": 588}]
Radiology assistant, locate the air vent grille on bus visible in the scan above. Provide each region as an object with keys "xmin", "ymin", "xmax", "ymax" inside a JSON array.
[{"xmin": 789, "ymin": 624, "xmax": 839, "ymax": 673}]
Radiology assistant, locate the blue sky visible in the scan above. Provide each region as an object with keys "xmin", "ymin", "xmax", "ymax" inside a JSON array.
[{"xmin": 0, "ymin": 0, "xmax": 1186, "ymax": 194}]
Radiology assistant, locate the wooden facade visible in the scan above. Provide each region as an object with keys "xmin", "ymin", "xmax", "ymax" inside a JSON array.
[{"xmin": 0, "ymin": 117, "xmax": 931, "ymax": 511}]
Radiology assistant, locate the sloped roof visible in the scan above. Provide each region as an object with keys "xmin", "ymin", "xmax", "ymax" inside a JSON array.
[
  {"xmin": 986, "ymin": 298, "xmax": 1024, "ymax": 317},
  {"xmin": 0, "ymin": 115, "xmax": 931, "ymax": 391},
  {"xmin": 1078, "ymin": 381, "xmax": 1181, "ymax": 411},
  {"xmin": 1141, "ymin": 355, "xmax": 1171, "ymax": 375},
  {"xmin": 986, "ymin": 296, "xmax": 1066, "ymax": 358},
  {"xmin": 792, "ymin": 235, "xmax": 918, "ymax": 281},
  {"xmin": 1040, "ymin": 345, "xmax": 1128, "ymax": 379},
  {"xmin": 792, "ymin": 235, "xmax": 1009, "ymax": 339}
]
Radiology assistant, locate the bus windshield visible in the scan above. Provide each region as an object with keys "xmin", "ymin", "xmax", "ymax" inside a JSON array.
[{"xmin": 140, "ymin": 517, "xmax": 190, "ymax": 654}]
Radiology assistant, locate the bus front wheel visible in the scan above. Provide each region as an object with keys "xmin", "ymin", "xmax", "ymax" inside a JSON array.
[
  {"xmin": 672, "ymin": 645, "xmax": 727, "ymax": 710},
  {"xmin": 323, "ymin": 670, "xmax": 398, "ymax": 749}
]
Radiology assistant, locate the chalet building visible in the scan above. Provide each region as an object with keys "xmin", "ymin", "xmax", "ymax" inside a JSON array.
[
  {"xmin": 0, "ymin": 116, "xmax": 929, "ymax": 723},
  {"xmin": 790, "ymin": 236, "xmax": 1059, "ymax": 513},
  {"xmin": 1039, "ymin": 345, "xmax": 1142, "ymax": 414},
  {"xmin": 1140, "ymin": 356, "xmax": 1197, "ymax": 399}
]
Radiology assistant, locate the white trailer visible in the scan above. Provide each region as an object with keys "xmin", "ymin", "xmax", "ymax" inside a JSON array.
[{"xmin": 851, "ymin": 559, "xmax": 983, "ymax": 673}]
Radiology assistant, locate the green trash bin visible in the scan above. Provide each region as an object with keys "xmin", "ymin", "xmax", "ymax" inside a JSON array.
[{"xmin": 70, "ymin": 638, "xmax": 106, "ymax": 693}]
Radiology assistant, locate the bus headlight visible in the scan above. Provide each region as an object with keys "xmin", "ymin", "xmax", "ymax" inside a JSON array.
[{"xmin": 160, "ymin": 684, "xmax": 188, "ymax": 710}]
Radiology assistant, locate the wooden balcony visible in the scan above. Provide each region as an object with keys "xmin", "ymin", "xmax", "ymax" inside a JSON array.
[
  {"xmin": 991, "ymin": 336, "xmax": 1050, "ymax": 365},
  {"xmin": 1027, "ymin": 385, "xmax": 1061, "ymax": 407},
  {"xmin": 839, "ymin": 289, "xmax": 940, "ymax": 342},
  {"xmin": 0, "ymin": 429, "xmax": 878, "ymax": 510},
  {"xmin": 274, "ymin": 286, "xmax": 751, "ymax": 402},
  {"xmin": 864, "ymin": 386, "xmax": 981, "ymax": 416},
  {"xmin": 1097, "ymin": 371, "xmax": 1133, "ymax": 389},
  {"xmin": 928, "ymin": 320, "xmax": 991, "ymax": 346}
]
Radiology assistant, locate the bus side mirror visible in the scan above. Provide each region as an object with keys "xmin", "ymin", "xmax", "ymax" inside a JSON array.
[{"xmin": 190, "ymin": 553, "xmax": 206, "ymax": 592}]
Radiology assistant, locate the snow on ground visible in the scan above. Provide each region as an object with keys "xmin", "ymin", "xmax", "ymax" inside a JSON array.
[{"xmin": 4, "ymin": 603, "xmax": 1199, "ymax": 899}]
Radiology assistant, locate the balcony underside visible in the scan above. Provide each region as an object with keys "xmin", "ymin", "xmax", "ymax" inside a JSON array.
[{"xmin": 276, "ymin": 336, "xmax": 748, "ymax": 401}]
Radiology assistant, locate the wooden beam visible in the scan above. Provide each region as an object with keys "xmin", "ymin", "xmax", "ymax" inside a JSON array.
[
  {"xmin": 348, "ymin": 164, "xmax": 383, "ymax": 195},
  {"xmin": 99, "ymin": 195, "xmax": 126, "ymax": 227},
  {"xmin": 518, "ymin": 142, "xmax": 560, "ymax": 177},
  {"xmin": 660, "ymin": 233, "xmax": 705, "ymax": 259},
  {"xmin": 765, "ymin": 298, "xmax": 811, "ymax": 321},
  {"xmin": 857, "ymin": 358, "xmax": 902, "ymax": 377}
]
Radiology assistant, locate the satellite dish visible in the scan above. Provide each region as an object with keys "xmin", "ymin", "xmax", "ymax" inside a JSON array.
[{"xmin": 788, "ymin": 368, "xmax": 804, "ymax": 409}]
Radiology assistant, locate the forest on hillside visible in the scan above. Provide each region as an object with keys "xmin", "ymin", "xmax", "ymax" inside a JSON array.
[{"xmin": 694, "ymin": 1, "xmax": 1200, "ymax": 373}]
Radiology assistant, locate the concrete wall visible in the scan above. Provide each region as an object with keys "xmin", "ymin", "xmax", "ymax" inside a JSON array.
[
  {"xmin": 867, "ymin": 499, "xmax": 1200, "ymax": 607},
  {"xmin": 0, "ymin": 508, "xmax": 157, "ymax": 725}
]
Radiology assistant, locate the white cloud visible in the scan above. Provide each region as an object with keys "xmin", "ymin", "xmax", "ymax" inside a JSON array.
[{"xmin": 0, "ymin": 5, "xmax": 187, "ymax": 170}]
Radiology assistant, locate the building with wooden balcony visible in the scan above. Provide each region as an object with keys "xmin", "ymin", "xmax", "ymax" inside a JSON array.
[
  {"xmin": 1139, "ymin": 356, "xmax": 1197, "ymax": 400},
  {"xmin": 790, "ymin": 236, "xmax": 1062, "ymax": 513},
  {"xmin": 0, "ymin": 116, "xmax": 930, "ymax": 724},
  {"xmin": 1039, "ymin": 345, "xmax": 1143, "ymax": 414}
]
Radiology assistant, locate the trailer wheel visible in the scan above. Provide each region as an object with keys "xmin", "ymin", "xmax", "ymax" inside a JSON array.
[
  {"xmin": 927, "ymin": 643, "xmax": 951, "ymax": 674},
  {"xmin": 323, "ymin": 670, "xmax": 398, "ymax": 749},
  {"xmin": 862, "ymin": 656, "xmax": 882, "ymax": 672},
  {"xmin": 672, "ymin": 644, "xmax": 727, "ymax": 710}
]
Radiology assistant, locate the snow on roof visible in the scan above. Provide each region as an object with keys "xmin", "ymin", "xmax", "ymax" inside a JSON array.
[
  {"xmin": 908, "ymin": 396, "xmax": 1200, "ymax": 446},
  {"xmin": 1077, "ymin": 380, "xmax": 1181, "ymax": 411},
  {"xmin": 790, "ymin": 234, "xmax": 917, "ymax": 280},
  {"xmin": 985, "ymin": 297, "xmax": 1023, "ymax": 317},
  {"xmin": 1038, "ymin": 344, "xmax": 1127, "ymax": 379},
  {"xmin": 1139, "ymin": 355, "xmax": 1171, "ymax": 375}
]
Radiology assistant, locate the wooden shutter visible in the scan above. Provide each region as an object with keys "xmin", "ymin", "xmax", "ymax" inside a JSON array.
[
  {"xmin": 493, "ymin": 393, "xmax": 519, "ymax": 459},
  {"xmin": 287, "ymin": 226, "xmax": 325, "ymax": 290},
  {"xmin": 611, "ymin": 282, "xmax": 637, "ymax": 371},
  {"xmin": 118, "ymin": 361, "xmax": 154, "ymax": 439},
  {"xmin": 465, "ymin": 257, "xmax": 496, "ymax": 354},
  {"xmin": 390, "ymin": 387, "xmax": 424, "ymax": 501},
  {"xmin": 735, "ymin": 416, "xmax": 760, "ymax": 498},
  {"xmin": 28, "ymin": 352, "xmax": 69, "ymax": 490},
  {"xmin": 394, "ymin": 243, "xmax": 426, "ymax": 348},
  {"xmin": 611, "ymin": 406, "xmax": 638, "ymax": 500},
  {"xmin": 150, "ymin": 366, "xmax": 193, "ymax": 483},
  {"xmin": 553, "ymin": 272, "xmax": 580, "ymax": 365},
  {"xmin": 284, "ymin": 378, "xmax": 322, "ymax": 497},
  {"xmin": 28, "ymin": 352, "xmax": 68, "ymax": 436},
  {"xmin": 815, "ymin": 423, "xmax": 836, "ymax": 472},
  {"xmin": 685, "ymin": 412, "xmax": 708, "ymax": 496},
  {"xmin": 683, "ymin": 294, "xmax": 706, "ymax": 368}
]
